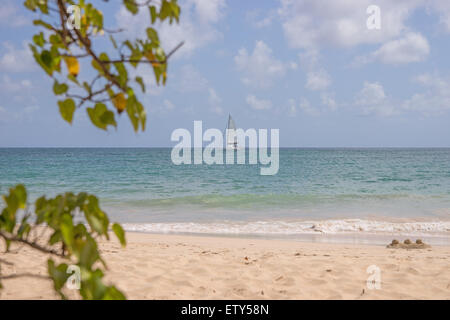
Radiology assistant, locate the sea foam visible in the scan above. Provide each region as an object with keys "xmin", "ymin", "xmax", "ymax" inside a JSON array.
[{"xmin": 122, "ymin": 219, "xmax": 450, "ymax": 237}]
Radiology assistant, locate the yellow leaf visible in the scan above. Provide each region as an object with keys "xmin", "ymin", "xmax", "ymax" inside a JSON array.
[
  {"xmin": 112, "ymin": 93, "xmax": 126, "ymax": 114},
  {"xmin": 145, "ymin": 51, "xmax": 159, "ymax": 67},
  {"xmin": 144, "ymin": 51, "xmax": 155, "ymax": 60},
  {"xmin": 64, "ymin": 56, "xmax": 80, "ymax": 77}
]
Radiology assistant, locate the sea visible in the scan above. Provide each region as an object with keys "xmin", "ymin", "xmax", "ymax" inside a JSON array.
[{"xmin": 1, "ymin": 148, "xmax": 449, "ymax": 244}]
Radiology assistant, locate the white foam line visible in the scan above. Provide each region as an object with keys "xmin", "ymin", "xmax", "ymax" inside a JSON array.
[{"xmin": 122, "ymin": 219, "xmax": 450, "ymax": 237}]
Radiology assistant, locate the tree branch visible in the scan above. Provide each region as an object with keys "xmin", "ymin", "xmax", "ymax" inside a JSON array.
[
  {"xmin": 0, "ymin": 258, "xmax": 14, "ymax": 266},
  {"xmin": 57, "ymin": 0, "xmax": 126, "ymax": 92},
  {"xmin": 0, "ymin": 273, "xmax": 50, "ymax": 281},
  {"xmin": 103, "ymin": 41, "xmax": 184, "ymax": 65},
  {"xmin": 0, "ymin": 231, "xmax": 65, "ymax": 258}
]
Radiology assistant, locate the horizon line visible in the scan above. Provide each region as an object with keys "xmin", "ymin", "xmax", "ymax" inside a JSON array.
[{"xmin": 1, "ymin": 146, "xmax": 450, "ymax": 149}]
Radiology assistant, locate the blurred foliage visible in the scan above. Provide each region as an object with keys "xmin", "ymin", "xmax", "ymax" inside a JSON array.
[
  {"xmin": 24, "ymin": 0, "xmax": 181, "ymax": 131},
  {"xmin": 0, "ymin": 0, "xmax": 181, "ymax": 300},
  {"xmin": 0, "ymin": 185, "xmax": 126, "ymax": 299}
]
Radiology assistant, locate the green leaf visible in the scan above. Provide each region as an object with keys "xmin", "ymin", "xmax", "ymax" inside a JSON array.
[
  {"xmin": 126, "ymin": 95, "xmax": 139, "ymax": 132},
  {"xmin": 60, "ymin": 214, "xmax": 74, "ymax": 249},
  {"xmin": 36, "ymin": 0, "xmax": 48, "ymax": 14},
  {"xmin": 114, "ymin": 62, "xmax": 128, "ymax": 87},
  {"xmin": 99, "ymin": 53, "xmax": 110, "ymax": 71},
  {"xmin": 49, "ymin": 231, "xmax": 62, "ymax": 245},
  {"xmin": 58, "ymin": 99, "xmax": 76, "ymax": 124},
  {"xmin": 49, "ymin": 34, "xmax": 63, "ymax": 47},
  {"xmin": 137, "ymin": 101, "xmax": 146, "ymax": 131},
  {"xmin": 171, "ymin": 1, "xmax": 180, "ymax": 22},
  {"xmin": 87, "ymin": 103, "xmax": 117, "ymax": 131},
  {"xmin": 40, "ymin": 50, "xmax": 53, "ymax": 68},
  {"xmin": 78, "ymin": 235, "xmax": 99, "ymax": 269},
  {"xmin": 135, "ymin": 76, "xmax": 145, "ymax": 93},
  {"xmin": 17, "ymin": 220, "xmax": 31, "ymax": 238},
  {"xmin": 112, "ymin": 223, "xmax": 126, "ymax": 247},
  {"xmin": 91, "ymin": 8, "xmax": 104, "ymax": 28},
  {"xmin": 67, "ymin": 74, "xmax": 80, "ymax": 85},
  {"xmin": 124, "ymin": 0, "xmax": 138, "ymax": 14},
  {"xmin": 33, "ymin": 19, "xmax": 53, "ymax": 30},
  {"xmin": 160, "ymin": 1, "xmax": 171, "ymax": 20},
  {"xmin": 146, "ymin": 27, "xmax": 159, "ymax": 44},
  {"xmin": 153, "ymin": 64, "xmax": 162, "ymax": 84},
  {"xmin": 83, "ymin": 81, "xmax": 91, "ymax": 94},
  {"xmin": 33, "ymin": 32, "xmax": 45, "ymax": 47},
  {"xmin": 103, "ymin": 286, "xmax": 126, "ymax": 300},
  {"xmin": 149, "ymin": 6, "xmax": 157, "ymax": 24},
  {"xmin": 14, "ymin": 184, "xmax": 27, "ymax": 208},
  {"xmin": 24, "ymin": 0, "xmax": 38, "ymax": 11},
  {"xmin": 84, "ymin": 195, "xmax": 109, "ymax": 235},
  {"xmin": 124, "ymin": 94, "xmax": 146, "ymax": 132},
  {"xmin": 2, "ymin": 184, "xmax": 27, "ymax": 220},
  {"xmin": 53, "ymin": 80, "xmax": 68, "ymax": 95},
  {"xmin": 109, "ymin": 35, "xmax": 118, "ymax": 49},
  {"xmin": 47, "ymin": 260, "xmax": 69, "ymax": 298}
]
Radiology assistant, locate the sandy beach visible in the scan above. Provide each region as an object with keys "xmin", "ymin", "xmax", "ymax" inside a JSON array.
[{"xmin": 0, "ymin": 232, "xmax": 449, "ymax": 300}]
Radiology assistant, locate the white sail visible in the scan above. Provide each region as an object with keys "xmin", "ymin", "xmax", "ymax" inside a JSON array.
[{"xmin": 226, "ymin": 114, "xmax": 238, "ymax": 149}]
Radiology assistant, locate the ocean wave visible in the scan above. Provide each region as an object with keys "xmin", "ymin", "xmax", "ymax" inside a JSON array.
[
  {"xmin": 122, "ymin": 219, "xmax": 450, "ymax": 237},
  {"xmin": 104, "ymin": 192, "xmax": 449, "ymax": 209}
]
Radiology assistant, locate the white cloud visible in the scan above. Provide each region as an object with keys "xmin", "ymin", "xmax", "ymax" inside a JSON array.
[
  {"xmin": 355, "ymin": 33, "xmax": 430, "ymax": 65},
  {"xmin": 177, "ymin": 64, "xmax": 209, "ymax": 92},
  {"xmin": 355, "ymin": 82, "xmax": 386, "ymax": 104},
  {"xmin": 299, "ymin": 49, "xmax": 320, "ymax": 69},
  {"xmin": 428, "ymin": 0, "xmax": 450, "ymax": 33},
  {"xmin": 235, "ymin": 41, "xmax": 286, "ymax": 88},
  {"xmin": 321, "ymin": 92, "xmax": 337, "ymax": 110},
  {"xmin": 0, "ymin": 105, "xmax": 39, "ymax": 123},
  {"xmin": 116, "ymin": 0, "xmax": 226, "ymax": 57},
  {"xmin": 148, "ymin": 99, "xmax": 176, "ymax": 114},
  {"xmin": 402, "ymin": 73, "xmax": 450, "ymax": 115},
  {"xmin": 298, "ymin": 98, "xmax": 320, "ymax": 116},
  {"xmin": 163, "ymin": 99, "xmax": 175, "ymax": 111},
  {"xmin": 246, "ymin": 9, "xmax": 276, "ymax": 28},
  {"xmin": 0, "ymin": 1, "xmax": 29, "ymax": 28},
  {"xmin": 287, "ymin": 98, "xmax": 297, "ymax": 116},
  {"xmin": 354, "ymin": 81, "xmax": 397, "ymax": 116},
  {"xmin": 374, "ymin": 33, "xmax": 429, "ymax": 64},
  {"xmin": 0, "ymin": 75, "xmax": 32, "ymax": 92},
  {"xmin": 0, "ymin": 42, "xmax": 36, "ymax": 73},
  {"xmin": 208, "ymin": 88, "xmax": 223, "ymax": 115},
  {"xmin": 351, "ymin": 76, "xmax": 450, "ymax": 117},
  {"xmin": 191, "ymin": 0, "xmax": 226, "ymax": 23},
  {"xmin": 278, "ymin": 0, "xmax": 422, "ymax": 50},
  {"xmin": 246, "ymin": 95, "xmax": 272, "ymax": 110},
  {"xmin": 305, "ymin": 69, "xmax": 331, "ymax": 91},
  {"xmin": 298, "ymin": 50, "xmax": 332, "ymax": 91}
]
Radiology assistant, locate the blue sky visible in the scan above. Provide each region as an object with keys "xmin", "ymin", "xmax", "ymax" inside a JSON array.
[{"xmin": 1, "ymin": 0, "xmax": 450, "ymax": 147}]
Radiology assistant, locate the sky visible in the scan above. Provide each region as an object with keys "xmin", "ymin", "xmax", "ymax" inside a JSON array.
[{"xmin": 1, "ymin": 0, "xmax": 450, "ymax": 147}]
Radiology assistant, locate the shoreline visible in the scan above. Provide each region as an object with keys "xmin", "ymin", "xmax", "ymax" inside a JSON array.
[
  {"xmin": 120, "ymin": 217, "xmax": 450, "ymax": 246},
  {"xmin": 1, "ymin": 232, "xmax": 449, "ymax": 299},
  {"xmin": 120, "ymin": 230, "xmax": 450, "ymax": 246}
]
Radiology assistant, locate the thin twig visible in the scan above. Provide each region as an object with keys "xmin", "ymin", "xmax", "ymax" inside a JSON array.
[
  {"xmin": 0, "ymin": 258, "xmax": 14, "ymax": 266},
  {"xmin": 0, "ymin": 231, "xmax": 65, "ymax": 258},
  {"xmin": 0, "ymin": 273, "xmax": 50, "ymax": 280},
  {"xmin": 104, "ymin": 41, "xmax": 185, "ymax": 64}
]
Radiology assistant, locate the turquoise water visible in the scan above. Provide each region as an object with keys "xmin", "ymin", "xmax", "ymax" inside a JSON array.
[{"xmin": 1, "ymin": 148, "xmax": 450, "ymax": 238}]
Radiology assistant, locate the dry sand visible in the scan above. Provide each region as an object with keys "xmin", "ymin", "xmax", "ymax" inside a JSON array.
[{"xmin": 0, "ymin": 232, "xmax": 449, "ymax": 299}]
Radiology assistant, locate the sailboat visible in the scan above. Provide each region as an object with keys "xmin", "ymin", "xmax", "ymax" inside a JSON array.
[{"xmin": 225, "ymin": 114, "xmax": 238, "ymax": 150}]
